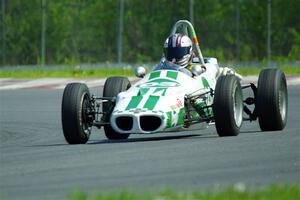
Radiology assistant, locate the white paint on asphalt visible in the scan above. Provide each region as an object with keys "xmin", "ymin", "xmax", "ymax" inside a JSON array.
[
  {"xmin": 0, "ymin": 78, "xmax": 108, "ymax": 90},
  {"xmin": 287, "ymin": 77, "xmax": 300, "ymax": 85}
]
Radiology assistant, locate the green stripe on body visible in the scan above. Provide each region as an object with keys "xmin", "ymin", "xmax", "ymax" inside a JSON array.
[
  {"xmin": 166, "ymin": 71, "xmax": 178, "ymax": 80},
  {"xmin": 177, "ymin": 108, "xmax": 184, "ymax": 125},
  {"xmin": 201, "ymin": 77, "xmax": 210, "ymax": 88},
  {"xmin": 126, "ymin": 96, "xmax": 143, "ymax": 110},
  {"xmin": 166, "ymin": 111, "xmax": 172, "ymax": 128},
  {"xmin": 149, "ymin": 71, "xmax": 161, "ymax": 79},
  {"xmin": 143, "ymin": 96, "xmax": 160, "ymax": 110}
]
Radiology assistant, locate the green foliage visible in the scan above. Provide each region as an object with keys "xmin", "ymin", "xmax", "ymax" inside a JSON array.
[
  {"xmin": 0, "ymin": 68, "xmax": 135, "ymax": 78},
  {"xmin": 287, "ymin": 28, "xmax": 300, "ymax": 60},
  {"xmin": 235, "ymin": 66, "xmax": 300, "ymax": 76},
  {"xmin": 0, "ymin": 66, "xmax": 299, "ymax": 78},
  {"xmin": 0, "ymin": 0, "xmax": 299, "ymax": 65}
]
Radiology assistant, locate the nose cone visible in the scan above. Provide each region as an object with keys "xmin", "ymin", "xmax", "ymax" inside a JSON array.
[
  {"xmin": 110, "ymin": 109, "xmax": 164, "ymax": 134},
  {"xmin": 110, "ymin": 104, "xmax": 185, "ymax": 134}
]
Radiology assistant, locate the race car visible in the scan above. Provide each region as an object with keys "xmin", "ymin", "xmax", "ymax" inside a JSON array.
[{"xmin": 61, "ymin": 20, "xmax": 288, "ymax": 144}]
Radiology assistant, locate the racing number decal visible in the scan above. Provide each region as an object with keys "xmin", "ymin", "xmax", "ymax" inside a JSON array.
[
  {"xmin": 137, "ymin": 88, "xmax": 150, "ymax": 95},
  {"xmin": 126, "ymin": 96, "xmax": 143, "ymax": 110},
  {"xmin": 126, "ymin": 71, "xmax": 180, "ymax": 111},
  {"xmin": 143, "ymin": 96, "xmax": 160, "ymax": 110},
  {"xmin": 138, "ymin": 87, "xmax": 167, "ymax": 96},
  {"xmin": 126, "ymin": 95, "xmax": 161, "ymax": 110},
  {"xmin": 152, "ymin": 88, "xmax": 167, "ymax": 96}
]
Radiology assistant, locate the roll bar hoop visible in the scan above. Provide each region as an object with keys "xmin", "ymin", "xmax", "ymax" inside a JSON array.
[{"xmin": 170, "ymin": 20, "xmax": 205, "ymax": 65}]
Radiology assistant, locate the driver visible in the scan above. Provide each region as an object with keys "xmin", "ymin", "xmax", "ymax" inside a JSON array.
[{"xmin": 153, "ymin": 33, "xmax": 206, "ymax": 76}]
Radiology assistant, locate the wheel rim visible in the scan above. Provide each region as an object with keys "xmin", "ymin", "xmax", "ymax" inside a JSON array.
[
  {"xmin": 81, "ymin": 93, "xmax": 92, "ymax": 136},
  {"xmin": 279, "ymin": 80, "xmax": 287, "ymax": 121},
  {"xmin": 233, "ymin": 85, "xmax": 243, "ymax": 127}
]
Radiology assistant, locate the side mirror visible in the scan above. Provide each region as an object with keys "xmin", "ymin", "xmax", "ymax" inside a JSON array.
[
  {"xmin": 135, "ymin": 66, "xmax": 146, "ymax": 78},
  {"xmin": 192, "ymin": 57, "xmax": 200, "ymax": 63},
  {"xmin": 191, "ymin": 64, "xmax": 206, "ymax": 76}
]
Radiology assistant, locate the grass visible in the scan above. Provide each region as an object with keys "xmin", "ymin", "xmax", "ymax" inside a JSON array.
[
  {"xmin": 0, "ymin": 66, "xmax": 299, "ymax": 78},
  {"xmin": 0, "ymin": 68, "xmax": 134, "ymax": 78},
  {"xmin": 42, "ymin": 184, "xmax": 300, "ymax": 200},
  {"xmin": 235, "ymin": 66, "xmax": 300, "ymax": 76}
]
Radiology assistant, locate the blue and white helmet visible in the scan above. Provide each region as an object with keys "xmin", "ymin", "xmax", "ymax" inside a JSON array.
[{"xmin": 163, "ymin": 33, "xmax": 193, "ymax": 68}]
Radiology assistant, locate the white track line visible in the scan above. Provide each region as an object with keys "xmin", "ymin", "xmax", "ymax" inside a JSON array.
[
  {"xmin": 287, "ymin": 77, "xmax": 300, "ymax": 85},
  {"xmin": 0, "ymin": 76, "xmax": 299, "ymax": 90},
  {"xmin": 0, "ymin": 78, "xmax": 70, "ymax": 90}
]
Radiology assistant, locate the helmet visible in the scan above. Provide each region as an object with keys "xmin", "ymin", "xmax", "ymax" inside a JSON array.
[{"xmin": 163, "ymin": 33, "xmax": 193, "ymax": 68}]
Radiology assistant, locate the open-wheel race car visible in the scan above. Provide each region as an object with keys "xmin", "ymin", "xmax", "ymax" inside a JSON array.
[{"xmin": 61, "ymin": 20, "xmax": 288, "ymax": 144}]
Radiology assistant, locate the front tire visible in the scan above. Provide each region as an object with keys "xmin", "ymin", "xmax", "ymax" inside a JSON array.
[
  {"xmin": 213, "ymin": 75, "xmax": 243, "ymax": 136},
  {"xmin": 256, "ymin": 68, "xmax": 288, "ymax": 131},
  {"xmin": 103, "ymin": 77, "xmax": 131, "ymax": 140},
  {"xmin": 62, "ymin": 83, "xmax": 92, "ymax": 144}
]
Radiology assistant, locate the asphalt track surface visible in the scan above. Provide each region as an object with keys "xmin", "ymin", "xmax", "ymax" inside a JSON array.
[{"xmin": 0, "ymin": 85, "xmax": 299, "ymax": 200}]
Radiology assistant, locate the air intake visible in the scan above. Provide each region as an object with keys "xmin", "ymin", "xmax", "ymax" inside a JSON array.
[
  {"xmin": 116, "ymin": 116, "xmax": 133, "ymax": 131},
  {"xmin": 140, "ymin": 116, "xmax": 162, "ymax": 132}
]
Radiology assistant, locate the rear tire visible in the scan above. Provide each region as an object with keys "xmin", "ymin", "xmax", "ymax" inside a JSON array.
[
  {"xmin": 103, "ymin": 77, "xmax": 131, "ymax": 140},
  {"xmin": 213, "ymin": 75, "xmax": 243, "ymax": 136},
  {"xmin": 62, "ymin": 83, "xmax": 92, "ymax": 144},
  {"xmin": 256, "ymin": 68, "xmax": 288, "ymax": 131}
]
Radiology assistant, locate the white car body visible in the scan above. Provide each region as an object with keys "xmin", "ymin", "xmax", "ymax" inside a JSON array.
[{"xmin": 110, "ymin": 58, "xmax": 219, "ymax": 134}]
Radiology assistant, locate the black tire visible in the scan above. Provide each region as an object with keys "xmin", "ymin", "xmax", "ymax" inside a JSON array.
[
  {"xmin": 256, "ymin": 68, "xmax": 288, "ymax": 131},
  {"xmin": 213, "ymin": 75, "xmax": 243, "ymax": 136},
  {"xmin": 61, "ymin": 83, "xmax": 92, "ymax": 144},
  {"xmin": 103, "ymin": 77, "xmax": 131, "ymax": 140}
]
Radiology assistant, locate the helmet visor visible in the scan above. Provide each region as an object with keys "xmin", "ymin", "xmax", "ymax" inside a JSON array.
[{"xmin": 164, "ymin": 47, "xmax": 191, "ymax": 61}]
